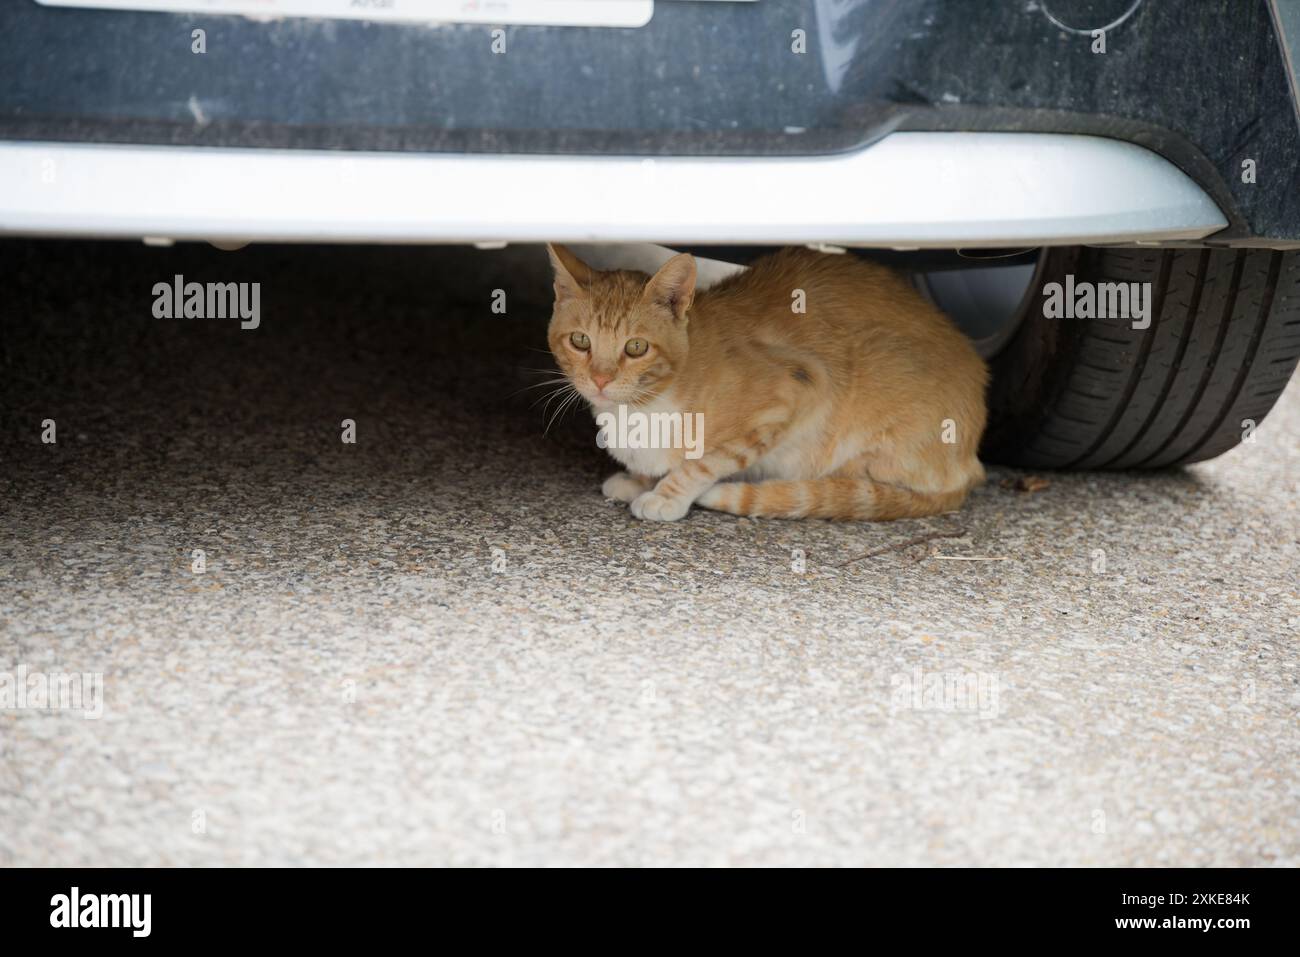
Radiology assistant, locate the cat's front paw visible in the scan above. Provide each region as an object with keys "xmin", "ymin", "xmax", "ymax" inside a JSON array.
[
  {"xmin": 630, "ymin": 490, "xmax": 691, "ymax": 522},
  {"xmin": 602, "ymin": 471, "xmax": 650, "ymax": 504}
]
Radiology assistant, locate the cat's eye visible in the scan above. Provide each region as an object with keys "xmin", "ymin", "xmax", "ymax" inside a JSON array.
[
  {"xmin": 569, "ymin": 331, "xmax": 590, "ymax": 350},
  {"xmin": 624, "ymin": 338, "xmax": 649, "ymax": 357}
]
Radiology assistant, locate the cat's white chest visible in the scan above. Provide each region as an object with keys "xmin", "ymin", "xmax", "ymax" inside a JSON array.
[
  {"xmin": 590, "ymin": 395, "xmax": 683, "ymax": 478},
  {"xmin": 608, "ymin": 441, "xmax": 678, "ymax": 477}
]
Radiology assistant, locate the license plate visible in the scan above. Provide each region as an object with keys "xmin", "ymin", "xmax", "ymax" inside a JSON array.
[{"xmin": 34, "ymin": 0, "xmax": 656, "ymax": 28}]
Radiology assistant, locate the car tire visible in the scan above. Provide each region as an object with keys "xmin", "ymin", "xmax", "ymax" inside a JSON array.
[{"xmin": 982, "ymin": 246, "xmax": 1300, "ymax": 469}]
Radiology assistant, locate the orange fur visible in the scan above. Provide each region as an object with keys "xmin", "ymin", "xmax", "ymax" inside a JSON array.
[{"xmin": 547, "ymin": 245, "xmax": 988, "ymax": 521}]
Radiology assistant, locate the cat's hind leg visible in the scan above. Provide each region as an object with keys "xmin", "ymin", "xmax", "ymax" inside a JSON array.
[
  {"xmin": 696, "ymin": 439, "xmax": 982, "ymax": 520},
  {"xmin": 696, "ymin": 477, "xmax": 969, "ymax": 520}
]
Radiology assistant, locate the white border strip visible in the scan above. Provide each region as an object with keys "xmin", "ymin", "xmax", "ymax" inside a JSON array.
[
  {"xmin": 0, "ymin": 133, "xmax": 1227, "ymax": 247},
  {"xmin": 33, "ymin": 0, "xmax": 656, "ymax": 28}
]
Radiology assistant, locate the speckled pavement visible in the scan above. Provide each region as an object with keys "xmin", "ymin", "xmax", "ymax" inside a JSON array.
[{"xmin": 2, "ymin": 241, "xmax": 1297, "ymax": 867}]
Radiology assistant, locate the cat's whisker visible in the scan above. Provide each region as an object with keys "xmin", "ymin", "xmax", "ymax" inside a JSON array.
[
  {"xmin": 520, "ymin": 376, "xmax": 570, "ymax": 387},
  {"xmin": 544, "ymin": 385, "xmax": 586, "ymax": 436},
  {"xmin": 541, "ymin": 380, "xmax": 585, "ymax": 422},
  {"xmin": 557, "ymin": 386, "xmax": 586, "ymax": 421},
  {"xmin": 509, "ymin": 377, "xmax": 571, "ymax": 400},
  {"xmin": 535, "ymin": 383, "xmax": 572, "ymax": 413},
  {"xmin": 542, "ymin": 392, "xmax": 570, "ymax": 435}
]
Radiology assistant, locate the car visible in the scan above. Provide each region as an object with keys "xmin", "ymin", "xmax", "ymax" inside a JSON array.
[{"xmin": 2, "ymin": 0, "xmax": 1298, "ymax": 468}]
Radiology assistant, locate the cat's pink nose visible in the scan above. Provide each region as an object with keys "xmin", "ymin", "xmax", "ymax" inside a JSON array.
[{"xmin": 591, "ymin": 373, "xmax": 613, "ymax": 391}]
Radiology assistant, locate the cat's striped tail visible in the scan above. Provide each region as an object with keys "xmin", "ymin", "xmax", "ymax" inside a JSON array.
[{"xmin": 695, "ymin": 478, "xmax": 970, "ymax": 521}]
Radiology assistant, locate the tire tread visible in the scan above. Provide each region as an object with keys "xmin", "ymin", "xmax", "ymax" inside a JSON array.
[{"xmin": 983, "ymin": 248, "xmax": 1300, "ymax": 470}]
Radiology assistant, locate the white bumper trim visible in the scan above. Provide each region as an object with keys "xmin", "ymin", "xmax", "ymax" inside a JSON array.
[{"xmin": 0, "ymin": 133, "xmax": 1228, "ymax": 248}]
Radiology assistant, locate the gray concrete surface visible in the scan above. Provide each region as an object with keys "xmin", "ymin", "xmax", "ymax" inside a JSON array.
[{"xmin": 1, "ymin": 241, "xmax": 1297, "ymax": 867}]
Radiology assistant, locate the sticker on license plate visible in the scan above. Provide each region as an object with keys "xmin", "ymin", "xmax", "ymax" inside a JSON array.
[{"xmin": 33, "ymin": 0, "xmax": 656, "ymax": 28}]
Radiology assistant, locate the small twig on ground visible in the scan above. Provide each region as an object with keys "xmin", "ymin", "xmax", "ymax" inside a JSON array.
[
  {"xmin": 838, "ymin": 530, "xmax": 967, "ymax": 568},
  {"xmin": 1001, "ymin": 475, "xmax": 1051, "ymax": 493}
]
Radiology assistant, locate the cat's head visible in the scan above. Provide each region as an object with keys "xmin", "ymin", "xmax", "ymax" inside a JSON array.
[{"xmin": 546, "ymin": 244, "xmax": 696, "ymax": 408}]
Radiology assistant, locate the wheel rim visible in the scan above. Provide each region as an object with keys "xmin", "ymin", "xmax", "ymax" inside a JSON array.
[{"xmin": 919, "ymin": 249, "xmax": 1048, "ymax": 359}]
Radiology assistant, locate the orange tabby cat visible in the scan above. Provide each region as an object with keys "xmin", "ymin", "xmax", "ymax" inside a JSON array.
[{"xmin": 546, "ymin": 244, "xmax": 987, "ymax": 521}]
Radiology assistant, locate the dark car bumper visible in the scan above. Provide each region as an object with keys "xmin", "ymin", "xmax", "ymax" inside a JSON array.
[{"xmin": 2, "ymin": 0, "xmax": 1298, "ymax": 244}]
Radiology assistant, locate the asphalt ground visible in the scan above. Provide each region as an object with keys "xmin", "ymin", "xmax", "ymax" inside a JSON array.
[{"xmin": 1, "ymin": 240, "xmax": 1296, "ymax": 865}]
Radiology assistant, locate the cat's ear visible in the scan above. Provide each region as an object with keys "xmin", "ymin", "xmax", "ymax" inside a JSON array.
[
  {"xmin": 643, "ymin": 253, "xmax": 696, "ymax": 322},
  {"xmin": 547, "ymin": 243, "xmax": 595, "ymax": 303}
]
